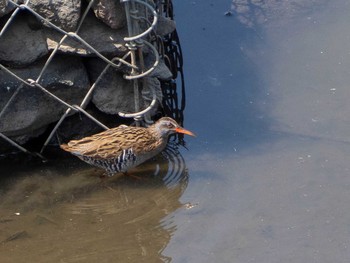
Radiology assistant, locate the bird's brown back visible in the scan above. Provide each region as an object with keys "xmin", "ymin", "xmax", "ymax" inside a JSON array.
[{"xmin": 60, "ymin": 125, "xmax": 164, "ymax": 160}]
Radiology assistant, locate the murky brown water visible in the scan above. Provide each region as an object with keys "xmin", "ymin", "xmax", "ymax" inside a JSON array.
[
  {"xmin": 0, "ymin": 146, "xmax": 190, "ymax": 263},
  {"xmin": 2, "ymin": 0, "xmax": 350, "ymax": 262}
]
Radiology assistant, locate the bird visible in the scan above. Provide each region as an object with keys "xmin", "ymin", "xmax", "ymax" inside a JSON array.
[{"xmin": 60, "ymin": 117, "xmax": 195, "ymax": 176}]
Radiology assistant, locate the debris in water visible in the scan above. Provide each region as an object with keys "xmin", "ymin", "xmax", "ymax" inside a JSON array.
[
  {"xmin": 2, "ymin": 231, "xmax": 29, "ymax": 243},
  {"xmin": 184, "ymin": 202, "xmax": 199, "ymax": 210}
]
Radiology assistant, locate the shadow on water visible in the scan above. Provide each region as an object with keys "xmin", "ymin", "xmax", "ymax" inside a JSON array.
[{"xmin": 0, "ymin": 143, "xmax": 189, "ymax": 262}]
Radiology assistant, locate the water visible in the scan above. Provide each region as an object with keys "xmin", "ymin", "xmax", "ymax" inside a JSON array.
[
  {"xmin": 2, "ymin": 0, "xmax": 350, "ymax": 262},
  {"xmin": 0, "ymin": 149, "xmax": 188, "ymax": 262}
]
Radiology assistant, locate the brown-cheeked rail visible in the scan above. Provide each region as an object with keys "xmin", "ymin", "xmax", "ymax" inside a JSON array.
[{"xmin": 60, "ymin": 117, "xmax": 195, "ymax": 176}]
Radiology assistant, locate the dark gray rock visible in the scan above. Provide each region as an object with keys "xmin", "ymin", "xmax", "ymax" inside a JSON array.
[
  {"xmin": 86, "ymin": 58, "xmax": 162, "ymax": 116},
  {"xmin": 27, "ymin": 0, "xmax": 81, "ymax": 32},
  {"xmin": 140, "ymin": 77, "xmax": 163, "ymax": 118},
  {"xmin": 155, "ymin": 16, "xmax": 176, "ymax": 36},
  {"xmin": 57, "ymin": 111, "xmax": 105, "ymax": 142},
  {"xmin": 0, "ymin": 0, "xmax": 15, "ymax": 17},
  {"xmin": 0, "ymin": 15, "xmax": 48, "ymax": 66},
  {"xmin": 8, "ymin": 127, "xmax": 48, "ymax": 145},
  {"xmin": 45, "ymin": 13, "xmax": 128, "ymax": 57},
  {"xmin": 0, "ymin": 0, "xmax": 176, "ymax": 152},
  {"xmin": 91, "ymin": 0, "xmax": 126, "ymax": 30},
  {"xmin": 0, "ymin": 0, "xmax": 81, "ymax": 31},
  {"xmin": 0, "ymin": 0, "xmax": 8, "ymax": 13},
  {"xmin": 87, "ymin": 58, "xmax": 135, "ymax": 114},
  {"xmin": 146, "ymin": 57, "xmax": 173, "ymax": 80},
  {"xmin": 0, "ymin": 56, "xmax": 90, "ymax": 143}
]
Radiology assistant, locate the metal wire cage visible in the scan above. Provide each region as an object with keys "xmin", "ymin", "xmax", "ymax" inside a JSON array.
[{"xmin": 0, "ymin": 0, "xmax": 185, "ymax": 158}]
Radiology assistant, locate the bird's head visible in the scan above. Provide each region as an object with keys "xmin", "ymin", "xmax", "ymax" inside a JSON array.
[{"xmin": 153, "ymin": 117, "xmax": 196, "ymax": 138}]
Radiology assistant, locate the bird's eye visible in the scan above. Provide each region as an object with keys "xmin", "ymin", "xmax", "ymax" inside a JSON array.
[{"xmin": 167, "ymin": 122, "xmax": 175, "ymax": 129}]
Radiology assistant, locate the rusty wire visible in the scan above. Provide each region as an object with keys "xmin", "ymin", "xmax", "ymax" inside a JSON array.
[{"xmin": 0, "ymin": 0, "xmax": 163, "ymax": 157}]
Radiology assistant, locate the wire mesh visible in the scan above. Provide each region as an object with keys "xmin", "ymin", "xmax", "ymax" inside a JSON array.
[{"xmin": 0, "ymin": 0, "xmax": 184, "ymax": 158}]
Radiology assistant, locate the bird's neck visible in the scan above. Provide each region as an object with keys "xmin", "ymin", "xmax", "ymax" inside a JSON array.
[{"xmin": 148, "ymin": 125, "xmax": 169, "ymax": 141}]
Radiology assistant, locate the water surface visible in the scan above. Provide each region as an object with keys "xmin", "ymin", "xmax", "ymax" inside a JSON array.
[{"xmin": 2, "ymin": 0, "xmax": 350, "ymax": 262}]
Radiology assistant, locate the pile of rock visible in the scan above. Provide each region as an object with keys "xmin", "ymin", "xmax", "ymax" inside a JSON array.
[{"xmin": 0, "ymin": 0, "xmax": 176, "ymax": 152}]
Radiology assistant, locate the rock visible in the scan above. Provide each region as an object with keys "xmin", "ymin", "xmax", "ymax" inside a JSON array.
[
  {"xmin": 140, "ymin": 77, "xmax": 163, "ymax": 118},
  {"xmin": 91, "ymin": 0, "xmax": 126, "ymax": 30},
  {"xmin": 145, "ymin": 57, "xmax": 173, "ymax": 80},
  {"xmin": 155, "ymin": 16, "xmax": 176, "ymax": 36},
  {"xmin": 0, "ymin": 0, "xmax": 80, "ymax": 31},
  {"xmin": 86, "ymin": 58, "xmax": 135, "ymax": 114},
  {"xmin": 56, "ymin": 106, "xmax": 124, "ymax": 142},
  {"xmin": 0, "ymin": 0, "xmax": 11, "ymax": 17},
  {"xmin": 0, "ymin": 14, "xmax": 48, "ymax": 67},
  {"xmin": 0, "ymin": 0, "xmax": 176, "ymax": 152},
  {"xmin": 27, "ymin": 0, "xmax": 81, "ymax": 32},
  {"xmin": 0, "ymin": 56, "xmax": 90, "ymax": 143},
  {"xmin": 0, "ymin": 0, "xmax": 7, "ymax": 13},
  {"xmin": 45, "ymin": 13, "xmax": 128, "ymax": 57},
  {"xmin": 117, "ymin": 54, "xmax": 173, "ymax": 81},
  {"xmin": 9, "ymin": 127, "xmax": 48, "ymax": 145},
  {"xmin": 0, "ymin": 0, "xmax": 15, "ymax": 17},
  {"xmin": 86, "ymin": 58, "xmax": 161, "ymax": 116},
  {"xmin": 141, "ymin": 77, "xmax": 162, "ymax": 105},
  {"xmin": 57, "ymin": 110, "xmax": 106, "ymax": 142},
  {"xmin": 92, "ymin": 73, "xmax": 135, "ymax": 115}
]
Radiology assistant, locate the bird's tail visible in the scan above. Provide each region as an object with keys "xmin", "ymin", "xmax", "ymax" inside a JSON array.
[{"xmin": 60, "ymin": 144, "xmax": 71, "ymax": 152}]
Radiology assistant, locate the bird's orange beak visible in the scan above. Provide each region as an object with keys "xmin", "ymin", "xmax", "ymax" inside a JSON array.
[{"xmin": 175, "ymin": 127, "xmax": 196, "ymax": 137}]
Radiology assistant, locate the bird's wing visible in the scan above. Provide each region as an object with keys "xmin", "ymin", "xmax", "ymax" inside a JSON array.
[{"xmin": 61, "ymin": 126, "xmax": 160, "ymax": 159}]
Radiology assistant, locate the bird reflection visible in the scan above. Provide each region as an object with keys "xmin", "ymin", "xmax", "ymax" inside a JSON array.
[{"xmin": 67, "ymin": 142, "xmax": 188, "ymax": 213}]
